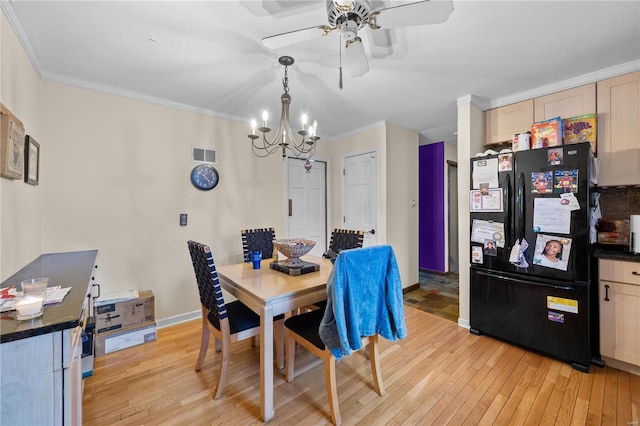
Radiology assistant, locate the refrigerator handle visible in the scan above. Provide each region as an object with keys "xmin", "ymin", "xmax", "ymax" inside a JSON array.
[
  {"xmin": 516, "ymin": 172, "xmax": 525, "ymax": 239},
  {"xmin": 503, "ymin": 174, "xmax": 512, "ymax": 251}
]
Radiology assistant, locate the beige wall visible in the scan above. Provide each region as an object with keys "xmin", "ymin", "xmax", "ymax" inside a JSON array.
[
  {"xmin": 1, "ymin": 10, "xmax": 420, "ymax": 323},
  {"xmin": 0, "ymin": 11, "xmax": 43, "ymax": 280},
  {"xmin": 456, "ymin": 96, "xmax": 485, "ymax": 327},
  {"xmin": 38, "ymin": 82, "xmax": 286, "ymax": 320},
  {"xmin": 385, "ymin": 123, "xmax": 419, "ymax": 287}
]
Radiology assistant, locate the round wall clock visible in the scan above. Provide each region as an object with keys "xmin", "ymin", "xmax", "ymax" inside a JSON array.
[{"xmin": 190, "ymin": 164, "xmax": 219, "ymax": 191}]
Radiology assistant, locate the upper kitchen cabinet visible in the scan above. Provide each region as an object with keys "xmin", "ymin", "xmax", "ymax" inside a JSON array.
[
  {"xmin": 533, "ymin": 83, "xmax": 596, "ymax": 122},
  {"xmin": 597, "ymin": 72, "xmax": 640, "ymax": 187},
  {"xmin": 484, "ymin": 99, "xmax": 533, "ymax": 145}
]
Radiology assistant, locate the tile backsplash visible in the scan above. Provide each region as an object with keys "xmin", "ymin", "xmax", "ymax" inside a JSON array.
[{"xmin": 599, "ymin": 186, "xmax": 640, "ymax": 220}]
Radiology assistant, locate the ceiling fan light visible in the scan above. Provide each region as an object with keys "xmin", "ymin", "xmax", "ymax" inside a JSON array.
[{"xmin": 345, "ymin": 37, "xmax": 369, "ymax": 77}]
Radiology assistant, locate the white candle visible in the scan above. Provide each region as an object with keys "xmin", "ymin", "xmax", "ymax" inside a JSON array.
[
  {"xmin": 301, "ymin": 113, "xmax": 307, "ymax": 131},
  {"xmin": 262, "ymin": 110, "xmax": 268, "ymax": 128},
  {"xmin": 15, "ymin": 294, "xmax": 45, "ymax": 317},
  {"xmin": 251, "ymin": 119, "xmax": 256, "ymax": 135}
]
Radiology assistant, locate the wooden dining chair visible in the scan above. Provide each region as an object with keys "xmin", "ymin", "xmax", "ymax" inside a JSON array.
[
  {"xmin": 313, "ymin": 228, "xmax": 365, "ymax": 310},
  {"xmin": 241, "ymin": 227, "xmax": 276, "ymax": 260},
  {"xmin": 187, "ymin": 240, "xmax": 284, "ymax": 399},
  {"xmin": 284, "ymin": 245, "xmax": 407, "ymax": 425}
]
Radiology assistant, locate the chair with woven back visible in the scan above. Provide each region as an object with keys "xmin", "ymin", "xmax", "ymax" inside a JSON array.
[
  {"xmin": 187, "ymin": 240, "xmax": 284, "ymax": 399},
  {"xmin": 323, "ymin": 228, "xmax": 365, "ymax": 261},
  {"xmin": 284, "ymin": 245, "xmax": 407, "ymax": 425},
  {"xmin": 241, "ymin": 227, "xmax": 276, "ymax": 261},
  {"xmin": 312, "ymin": 228, "xmax": 365, "ymax": 310}
]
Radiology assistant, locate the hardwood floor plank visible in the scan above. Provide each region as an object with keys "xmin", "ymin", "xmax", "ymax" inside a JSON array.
[
  {"xmin": 602, "ymin": 366, "xmax": 619, "ymax": 424},
  {"xmin": 82, "ymin": 307, "xmax": 639, "ymax": 426}
]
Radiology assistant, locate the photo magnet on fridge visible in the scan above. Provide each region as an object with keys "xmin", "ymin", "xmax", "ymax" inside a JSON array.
[
  {"xmin": 532, "ymin": 234, "xmax": 572, "ymax": 271},
  {"xmin": 554, "ymin": 170, "xmax": 578, "ymax": 194},
  {"xmin": 531, "ymin": 171, "xmax": 553, "ymax": 194}
]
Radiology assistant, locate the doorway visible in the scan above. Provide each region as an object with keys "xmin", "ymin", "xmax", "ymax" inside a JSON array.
[
  {"xmin": 342, "ymin": 150, "xmax": 378, "ymax": 246},
  {"xmin": 286, "ymin": 158, "xmax": 327, "ymax": 257}
]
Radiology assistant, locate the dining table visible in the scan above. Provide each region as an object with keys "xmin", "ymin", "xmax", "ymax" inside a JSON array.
[{"xmin": 216, "ymin": 254, "xmax": 334, "ymax": 422}]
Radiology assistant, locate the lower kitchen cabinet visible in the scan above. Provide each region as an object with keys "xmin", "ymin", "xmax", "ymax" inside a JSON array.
[{"xmin": 599, "ymin": 259, "xmax": 640, "ymax": 372}]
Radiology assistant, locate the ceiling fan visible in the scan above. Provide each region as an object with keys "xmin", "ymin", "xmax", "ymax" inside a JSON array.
[{"xmin": 262, "ymin": 0, "xmax": 454, "ymax": 85}]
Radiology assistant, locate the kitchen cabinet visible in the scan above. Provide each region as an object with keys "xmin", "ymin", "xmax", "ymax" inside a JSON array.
[
  {"xmin": 597, "ymin": 71, "xmax": 640, "ymax": 186},
  {"xmin": 484, "ymin": 99, "xmax": 533, "ymax": 145},
  {"xmin": 599, "ymin": 259, "xmax": 640, "ymax": 369},
  {"xmin": 533, "ymin": 83, "xmax": 596, "ymax": 122},
  {"xmin": 0, "ymin": 251, "xmax": 97, "ymax": 425}
]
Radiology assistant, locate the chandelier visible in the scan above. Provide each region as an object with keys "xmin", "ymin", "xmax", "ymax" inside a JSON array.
[{"xmin": 248, "ymin": 56, "xmax": 320, "ymax": 171}]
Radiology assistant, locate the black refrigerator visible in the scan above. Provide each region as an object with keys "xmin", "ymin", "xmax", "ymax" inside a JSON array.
[{"xmin": 469, "ymin": 142, "xmax": 601, "ymax": 372}]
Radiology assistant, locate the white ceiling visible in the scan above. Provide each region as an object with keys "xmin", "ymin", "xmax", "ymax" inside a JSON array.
[{"xmin": 2, "ymin": 1, "xmax": 639, "ymax": 144}]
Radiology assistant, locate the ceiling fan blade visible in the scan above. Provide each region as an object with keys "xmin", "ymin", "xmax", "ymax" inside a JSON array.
[
  {"xmin": 372, "ymin": 0, "xmax": 454, "ymax": 29},
  {"xmin": 262, "ymin": 25, "xmax": 330, "ymax": 49},
  {"xmin": 345, "ymin": 38, "xmax": 369, "ymax": 77}
]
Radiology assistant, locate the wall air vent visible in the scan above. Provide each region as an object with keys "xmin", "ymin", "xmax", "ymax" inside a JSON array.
[{"xmin": 191, "ymin": 146, "xmax": 217, "ymax": 164}]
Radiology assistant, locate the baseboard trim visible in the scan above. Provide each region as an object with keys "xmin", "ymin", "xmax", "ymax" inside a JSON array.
[
  {"xmin": 403, "ymin": 283, "xmax": 420, "ymax": 293},
  {"xmin": 156, "ymin": 310, "xmax": 200, "ymax": 330},
  {"xmin": 458, "ymin": 318, "xmax": 470, "ymax": 329}
]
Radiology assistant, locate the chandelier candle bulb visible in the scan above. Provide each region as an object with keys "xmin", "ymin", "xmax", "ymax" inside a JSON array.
[
  {"xmin": 251, "ymin": 119, "xmax": 256, "ymax": 135},
  {"xmin": 262, "ymin": 111, "xmax": 268, "ymax": 128},
  {"xmin": 301, "ymin": 113, "xmax": 307, "ymax": 132}
]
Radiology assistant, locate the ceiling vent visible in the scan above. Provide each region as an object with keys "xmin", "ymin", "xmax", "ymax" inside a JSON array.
[{"xmin": 191, "ymin": 146, "xmax": 216, "ymax": 164}]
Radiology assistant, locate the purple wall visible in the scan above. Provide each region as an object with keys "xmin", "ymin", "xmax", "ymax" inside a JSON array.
[{"xmin": 419, "ymin": 142, "xmax": 445, "ymax": 272}]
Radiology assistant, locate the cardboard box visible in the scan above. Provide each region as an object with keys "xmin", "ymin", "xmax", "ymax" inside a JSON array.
[
  {"xmin": 565, "ymin": 113, "xmax": 596, "ymax": 154},
  {"xmin": 95, "ymin": 290, "xmax": 155, "ymax": 334},
  {"xmin": 531, "ymin": 117, "xmax": 563, "ymax": 148},
  {"xmin": 95, "ymin": 321, "xmax": 157, "ymax": 357}
]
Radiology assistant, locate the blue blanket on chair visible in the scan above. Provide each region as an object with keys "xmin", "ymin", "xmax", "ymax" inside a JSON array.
[{"xmin": 319, "ymin": 245, "xmax": 407, "ymax": 360}]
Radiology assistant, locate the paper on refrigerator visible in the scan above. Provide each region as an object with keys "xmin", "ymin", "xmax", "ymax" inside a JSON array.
[{"xmin": 471, "ymin": 219, "xmax": 505, "ymax": 248}]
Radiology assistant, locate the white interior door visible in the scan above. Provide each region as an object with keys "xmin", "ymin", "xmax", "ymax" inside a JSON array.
[
  {"xmin": 287, "ymin": 158, "xmax": 326, "ymax": 257},
  {"xmin": 343, "ymin": 151, "xmax": 378, "ymax": 247}
]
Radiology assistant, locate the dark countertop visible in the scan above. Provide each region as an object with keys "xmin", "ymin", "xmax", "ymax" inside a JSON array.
[
  {"xmin": 593, "ymin": 245, "xmax": 640, "ymax": 262},
  {"xmin": 0, "ymin": 250, "xmax": 97, "ymax": 343}
]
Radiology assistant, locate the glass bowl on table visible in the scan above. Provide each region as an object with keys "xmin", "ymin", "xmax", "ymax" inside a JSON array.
[{"xmin": 272, "ymin": 239, "xmax": 316, "ymax": 267}]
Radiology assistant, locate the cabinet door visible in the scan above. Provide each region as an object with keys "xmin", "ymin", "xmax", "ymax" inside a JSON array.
[
  {"xmin": 597, "ymin": 71, "xmax": 640, "ymax": 186},
  {"xmin": 533, "ymin": 83, "xmax": 596, "ymax": 122},
  {"xmin": 612, "ymin": 281, "xmax": 640, "ymax": 366},
  {"xmin": 484, "ymin": 99, "xmax": 533, "ymax": 145},
  {"xmin": 599, "ymin": 279, "xmax": 616, "ymax": 359}
]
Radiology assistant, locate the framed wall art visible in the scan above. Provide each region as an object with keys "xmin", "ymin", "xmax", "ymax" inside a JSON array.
[
  {"xmin": 24, "ymin": 135, "xmax": 40, "ymax": 186},
  {"xmin": 0, "ymin": 103, "xmax": 25, "ymax": 180}
]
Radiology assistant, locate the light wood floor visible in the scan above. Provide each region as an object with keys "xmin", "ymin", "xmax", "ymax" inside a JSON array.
[{"xmin": 83, "ymin": 307, "xmax": 639, "ymax": 425}]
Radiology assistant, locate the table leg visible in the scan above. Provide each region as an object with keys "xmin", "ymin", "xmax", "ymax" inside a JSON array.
[{"xmin": 260, "ymin": 306, "xmax": 274, "ymax": 421}]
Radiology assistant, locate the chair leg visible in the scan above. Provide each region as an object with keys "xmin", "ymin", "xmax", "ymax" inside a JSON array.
[
  {"xmin": 325, "ymin": 355, "xmax": 341, "ymax": 426},
  {"xmin": 274, "ymin": 320, "xmax": 285, "ymax": 370},
  {"xmin": 213, "ymin": 334, "xmax": 231, "ymax": 400},
  {"xmin": 215, "ymin": 338, "xmax": 221, "ymax": 353},
  {"xmin": 285, "ymin": 330, "xmax": 297, "ymax": 383},
  {"xmin": 368, "ymin": 334, "xmax": 385, "ymax": 396},
  {"xmin": 195, "ymin": 318, "xmax": 210, "ymax": 371}
]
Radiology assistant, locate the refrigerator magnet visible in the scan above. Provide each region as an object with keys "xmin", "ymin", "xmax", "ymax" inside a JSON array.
[
  {"xmin": 498, "ymin": 153, "xmax": 512, "ymax": 171},
  {"xmin": 547, "ymin": 148, "xmax": 564, "ymax": 166},
  {"xmin": 484, "ymin": 240, "xmax": 497, "ymax": 256},
  {"xmin": 471, "ymin": 246, "xmax": 483, "ymax": 263},
  {"xmin": 532, "ymin": 171, "xmax": 553, "ymax": 194},
  {"xmin": 548, "ymin": 311, "xmax": 565, "ymax": 323},
  {"xmin": 532, "ymin": 235, "xmax": 572, "ymax": 271},
  {"xmin": 554, "ymin": 170, "xmax": 578, "ymax": 194}
]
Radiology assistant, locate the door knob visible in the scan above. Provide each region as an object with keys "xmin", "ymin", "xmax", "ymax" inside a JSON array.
[{"xmin": 367, "ymin": 229, "xmax": 376, "ymax": 235}]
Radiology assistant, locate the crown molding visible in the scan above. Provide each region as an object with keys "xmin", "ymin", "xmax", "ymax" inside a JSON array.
[{"xmin": 486, "ymin": 60, "xmax": 640, "ymax": 110}]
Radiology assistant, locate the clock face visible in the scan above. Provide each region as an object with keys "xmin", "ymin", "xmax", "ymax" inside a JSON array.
[{"xmin": 191, "ymin": 164, "xmax": 219, "ymax": 191}]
